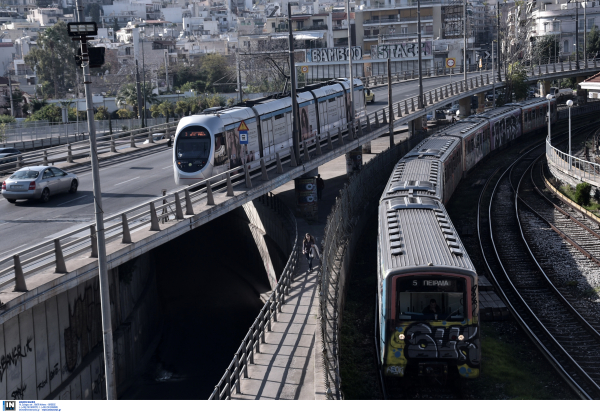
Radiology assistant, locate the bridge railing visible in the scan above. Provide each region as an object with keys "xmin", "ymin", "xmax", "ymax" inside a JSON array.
[
  {"xmin": 546, "ymin": 135, "xmax": 600, "ymax": 186},
  {"xmin": 208, "ymin": 193, "xmax": 299, "ymax": 400},
  {"xmin": 0, "ymin": 121, "xmax": 179, "ymax": 176}
]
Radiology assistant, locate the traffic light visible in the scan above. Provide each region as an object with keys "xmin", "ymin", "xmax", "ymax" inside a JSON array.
[{"xmin": 74, "ymin": 47, "xmax": 105, "ymax": 68}]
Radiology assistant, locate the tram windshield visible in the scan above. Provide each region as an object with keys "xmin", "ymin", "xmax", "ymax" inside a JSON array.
[
  {"xmin": 395, "ymin": 277, "xmax": 466, "ymax": 321},
  {"xmin": 176, "ymin": 126, "xmax": 212, "ymax": 173}
]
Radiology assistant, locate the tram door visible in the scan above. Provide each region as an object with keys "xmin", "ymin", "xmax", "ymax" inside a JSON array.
[
  {"xmin": 319, "ymin": 99, "xmax": 328, "ymax": 134},
  {"xmin": 339, "ymin": 94, "xmax": 347, "ymax": 126},
  {"xmin": 261, "ymin": 117, "xmax": 275, "ymax": 161}
]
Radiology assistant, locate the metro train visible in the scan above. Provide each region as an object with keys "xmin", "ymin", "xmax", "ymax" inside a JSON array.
[
  {"xmin": 172, "ymin": 79, "xmax": 365, "ymax": 185},
  {"xmin": 377, "ymin": 97, "xmax": 558, "ymax": 380}
]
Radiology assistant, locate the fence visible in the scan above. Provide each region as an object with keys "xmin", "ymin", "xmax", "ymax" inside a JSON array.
[
  {"xmin": 546, "ymin": 135, "xmax": 600, "ymax": 187},
  {"xmin": 317, "ymin": 130, "xmax": 427, "ymax": 399},
  {"xmin": 1, "ymin": 118, "xmax": 172, "ymax": 144},
  {"xmin": 208, "ymin": 193, "xmax": 299, "ymax": 400}
]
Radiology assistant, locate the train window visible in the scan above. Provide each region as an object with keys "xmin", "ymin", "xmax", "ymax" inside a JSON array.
[
  {"xmin": 328, "ymin": 97, "xmax": 336, "ymax": 103},
  {"xmin": 395, "ymin": 277, "xmax": 466, "ymax": 321},
  {"xmin": 275, "ymin": 113, "xmax": 284, "ymax": 120},
  {"xmin": 175, "ymin": 125, "xmax": 212, "ymax": 173}
]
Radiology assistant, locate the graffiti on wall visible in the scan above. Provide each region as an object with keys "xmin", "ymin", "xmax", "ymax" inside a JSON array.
[
  {"xmin": 63, "ymin": 285, "xmax": 103, "ymax": 372},
  {"xmin": 0, "ymin": 337, "xmax": 33, "ymax": 382},
  {"xmin": 11, "ymin": 384, "xmax": 26, "ymax": 400}
]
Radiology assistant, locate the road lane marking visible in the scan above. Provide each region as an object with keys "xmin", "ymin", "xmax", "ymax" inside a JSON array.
[
  {"xmin": 114, "ymin": 177, "xmax": 139, "ymax": 186},
  {"xmin": 4, "ymin": 245, "xmax": 28, "ymax": 255},
  {"xmin": 162, "ymin": 165, "xmax": 172, "ymax": 169},
  {"xmin": 57, "ymin": 195, "xmax": 88, "ymax": 207}
]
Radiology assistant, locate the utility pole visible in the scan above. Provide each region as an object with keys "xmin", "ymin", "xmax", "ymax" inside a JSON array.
[
  {"xmin": 136, "ymin": 60, "xmax": 143, "ymax": 127},
  {"xmin": 497, "ymin": 4, "xmax": 501, "ymax": 82},
  {"xmin": 492, "ymin": 40, "xmax": 496, "ymax": 108},
  {"xmin": 236, "ymin": 50, "xmax": 243, "ymax": 103},
  {"xmin": 347, "ymin": 0, "xmax": 355, "ymax": 136},
  {"xmin": 7, "ymin": 71, "xmax": 14, "ymax": 117},
  {"xmin": 141, "ymin": 37, "xmax": 146, "ymax": 127},
  {"xmin": 288, "ymin": 2, "xmax": 301, "ymax": 165},
  {"xmin": 584, "ymin": 0, "xmax": 587, "ymax": 69},
  {"xmin": 417, "ymin": 0, "xmax": 424, "ymax": 109},
  {"xmin": 576, "ymin": 1, "xmax": 580, "ymax": 70},
  {"xmin": 464, "ymin": 0, "xmax": 468, "ymax": 85},
  {"xmin": 388, "ymin": 58, "xmax": 394, "ymax": 147},
  {"xmin": 164, "ymin": 49, "xmax": 169, "ymax": 92},
  {"xmin": 72, "ymin": 0, "xmax": 116, "ymax": 399}
]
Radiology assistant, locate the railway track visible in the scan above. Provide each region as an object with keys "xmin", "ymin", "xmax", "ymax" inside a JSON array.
[{"xmin": 478, "ymin": 124, "xmax": 600, "ymax": 399}]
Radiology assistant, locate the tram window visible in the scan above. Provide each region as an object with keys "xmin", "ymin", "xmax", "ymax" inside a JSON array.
[
  {"xmin": 395, "ymin": 278, "xmax": 466, "ymax": 321},
  {"xmin": 329, "ymin": 97, "xmax": 336, "ymax": 103},
  {"xmin": 275, "ymin": 113, "xmax": 284, "ymax": 120}
]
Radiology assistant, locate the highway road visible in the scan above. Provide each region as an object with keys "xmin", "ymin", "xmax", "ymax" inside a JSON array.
[{"xmin": 0, "ymin": 70, "xmax": 491, "ymax": 255}]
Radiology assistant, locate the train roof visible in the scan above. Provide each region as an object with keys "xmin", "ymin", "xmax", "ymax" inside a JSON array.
[
  {"xmin": 473, "ymin": 105, "xmax": 520, "ymax": 120},
  {"xmin": 404, "ymin": 135, "xmax": 461, "ymax": 162},
  {"xmin": 432, "ymin": 118, "xmax": 488, "ymax": 138},
  {"xmin": 379, "ymin": 197, "xmax": 476, "ymax": 278},
  {"xmin": 505, "ymin": 97, "xmax": 548, "ymax": 109},
  {"xmin": 380, "ymin": 157, "xmax": 443, "ymax": 202}
]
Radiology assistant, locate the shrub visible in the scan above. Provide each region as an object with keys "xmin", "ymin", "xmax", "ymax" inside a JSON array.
[
  {"xmin": 575, "ymin": 182, "xmax": 592, "ymax": 206},
  {"xmin": 0, "ymin": 114, "xmax": 16, "ymax": 124}
]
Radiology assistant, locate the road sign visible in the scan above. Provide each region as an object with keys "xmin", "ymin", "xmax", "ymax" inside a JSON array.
[
  {"xmin": 300, "ymin": 66, "xmax": 309, "ymax": 74},
  {"xmin": 239, "ymin": 131, "xmax": 248, "ymax": 144},
  {"xmin": 238, "ymin": 120, "xmax": 249, "ymax": 132},
  {"xmin": 483, "ymin": 51, "xmax": 491, "ymax": 59},
  {"xmin": 445, "ymin": 58, "xmax": 456, "ymax": 69}
]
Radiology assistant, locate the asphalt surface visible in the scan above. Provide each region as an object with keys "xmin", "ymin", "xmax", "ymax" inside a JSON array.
[{"xmin": 0, "ymin": 71, "xmax": 490, "ymax": 255}]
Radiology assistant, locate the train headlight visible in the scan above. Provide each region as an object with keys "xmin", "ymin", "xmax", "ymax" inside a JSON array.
[
  {"xmin": 458, "ymin": 335, "xmax": 464, "ymax": 341},
  {"xmin": 398, "ymin": 334, "xmax": 405, "ymax": 340}
]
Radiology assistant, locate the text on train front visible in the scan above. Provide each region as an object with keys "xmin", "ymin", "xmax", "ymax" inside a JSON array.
[
  {"xmin": 176, "ymin": 125, "xmax": 212, "ymax": 173},
  {"xmin": 385, "ymin": 274, "xmax": 480, "ymax": 379}
]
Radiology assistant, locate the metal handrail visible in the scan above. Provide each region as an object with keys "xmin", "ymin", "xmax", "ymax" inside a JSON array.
[
  {"xmin": 546, "ymin": 135, "xmax": 600, "ymax": 185},
  {"xmin": 208, "ymin": 193, "xmax": 298, "ymax": 400}
]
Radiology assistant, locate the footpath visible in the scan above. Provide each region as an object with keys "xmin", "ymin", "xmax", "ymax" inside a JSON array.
[{"xmin": 230, "ymin": 133, "xmax": 400, "ymax": 400}]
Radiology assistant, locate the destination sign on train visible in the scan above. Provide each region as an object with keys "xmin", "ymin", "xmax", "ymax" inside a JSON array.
[{"xmin": 400, "ymin": 278, "xmax": 461, "ymax": 291}]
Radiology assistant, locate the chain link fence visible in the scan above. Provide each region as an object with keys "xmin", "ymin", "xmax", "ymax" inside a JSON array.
[{"xmin": 317, "ymin": 131, "xmax": 426, "ymax": 399}]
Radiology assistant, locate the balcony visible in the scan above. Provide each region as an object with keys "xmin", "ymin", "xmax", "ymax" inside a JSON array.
[
  {"xmin": 361, "ymin": 0, "xmax": 444, "ymax": 11},
  {"xmin": 363, "ymin": 15, "xmax": 433, "ymax": 25},
  {"xmin": 363, "ymin": 30, "xmax": 433, "ymax": 42},
  {"xmin": 274, "ymin": 24, "xmax": 328, "ymax": 32}
]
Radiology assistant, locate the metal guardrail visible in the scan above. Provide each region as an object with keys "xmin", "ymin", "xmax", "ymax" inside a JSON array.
[
  {"xmin": 0, "ymin": 121, "xmax": 179, "ymax": 176},
  {"xmin": 546, "ymin": 135, "xmax": 600, "ymax": 185},
  {"xmin": 208, "ymin": 193, "xmax": 299, "ymax": 400}
]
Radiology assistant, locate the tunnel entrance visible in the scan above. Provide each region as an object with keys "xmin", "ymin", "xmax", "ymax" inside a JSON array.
[{"xmin": 121, "ymin": 209, "xmax": 287, "ymax": 399}]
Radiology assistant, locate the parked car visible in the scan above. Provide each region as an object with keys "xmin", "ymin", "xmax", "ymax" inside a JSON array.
[
  {"xmin": 548, "ymin": 87, "xmax": 573, "ymax": 102},
  {"xmin": 1, "ymin": 166, "xmax": 79, "ymax": 204},
  {"xmin": 364, "ymin": 88, "xmax": 375, "ymax": 104},
  {"xmin": 0, "ymin": 148, "xmax": 21, "ymax": 164}
]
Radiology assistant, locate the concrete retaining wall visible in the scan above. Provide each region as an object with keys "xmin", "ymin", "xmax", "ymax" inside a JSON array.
[{"xmin": 0, "ymin": 252, "xmax": 159, "ymax": 400}]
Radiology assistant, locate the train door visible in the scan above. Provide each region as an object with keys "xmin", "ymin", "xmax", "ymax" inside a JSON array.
[
  {"xmin": 271, "ymin": 111, "xmax": 291, "ymax": 154},
  {"xmin": 339, "ymin": 94, "xmax": 348, "ymax": 126},
  {"xmin": 319, "ymin": 99, "xmax": 329, "ymax": 133}
]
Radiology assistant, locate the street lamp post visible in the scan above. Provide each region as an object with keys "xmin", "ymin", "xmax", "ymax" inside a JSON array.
[
  {"xmin": 464, "ymin": 0, "xmax": 468, "ymax": 84},
  {"xmin": 567, "ymin": 99, "xmax": 574, "ymax": 169},
  {"xmin": 417, "ymin": 0, "xmax": 424, "ymax": 109},
  {"xmin": 347, "ymin": 0, "xmax": 355, "ymax": 135},
  {"xmin": 546, "ymin": 93, "xmax": 553, "ymax": 144},
  {"xmin": 492, "ymin": 40, "xmax": 496, "ymax": 108},
  {"xmin": 287, "ymin": 1, "xmax": 301, "ymax": 164}
]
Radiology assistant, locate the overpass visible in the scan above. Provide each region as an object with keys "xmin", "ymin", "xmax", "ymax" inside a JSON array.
[{"xmin": 1, "ymin": 58, "xmax": 600, "ymax": 399}]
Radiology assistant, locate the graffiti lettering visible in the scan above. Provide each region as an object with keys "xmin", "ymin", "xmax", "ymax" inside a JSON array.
[
  {"xmin": 0, "ymin": 337, "xmax": 34, "ymax": 382},
  {"xmin": 471, "ymin": 284, "xmax": 478, "ymax": 318},
  {"xmin": 387, "ymin": 366, "xmax": 403, "ymax": 375},
  {"xmin": 37, "ymin": 371, "xmax": 48, "ymax": 391},
  {"xmin": 404, "ymin": 323, "xmax": 480, "ymax": 367},
  {"xmin": 11, "ymin": 384, "xmax": 26, "ymax": 400},
  {"xmin": 49, "ymin": 363, "xmax": 59, "ymax": 382},
  {"xmin": 64, "ymin": 284, "xmax": 103, "ymax": 372}
]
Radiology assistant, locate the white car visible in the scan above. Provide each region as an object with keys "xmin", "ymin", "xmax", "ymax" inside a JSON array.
[{"xmin": 2, "ymin": 166, "xmax": 79, "ymax": 204}]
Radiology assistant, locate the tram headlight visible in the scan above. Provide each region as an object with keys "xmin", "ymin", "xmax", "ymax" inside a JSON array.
[
  {"xmin": 458, "ymin": 335, "xmax": 464, "ymax": 341},
  {"xmin": 398, "ymin": 334, "xmax": 405, "ymax": 340}
]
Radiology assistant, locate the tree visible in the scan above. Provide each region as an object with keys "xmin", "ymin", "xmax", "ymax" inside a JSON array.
[
  {"xmin": 150, "ymin": 104, "xmax": 161, "ymax": 119},
  {"xmin": 116, "ymin": 82, "xmax": 158, "ymax": 118},
  {"xmin": 505, "ymin": 62, "xmax": 529, "ymax": 102},
  {"xmin": 25, "ymin": 104, "xmax": 63, "ymax": 122},
  {"xmin": 116, "ymin": 108, "xmax": 132, "ymax": 119},
  {"xmin": 95, "ymin": 106, "xmax": 110, "ymax": 120},
  {"xmin": 158, "ymin": 101, "xmax": 174, "ymax": 123},
  {"xmin": 533, "ymin": 35, "xmax": 560, "ymax": 62},
  {"xmin": 30, "ymin": 98, "xmax": 48, "ymax": 112},
  {"xmin": 587, "ymin": 25, "xmax": 600, "ymax": 59},
  {"xmin": 0, "ymin": 115, "xmax": 15, "ymax": 124},
  {"xmin": 174, "ymin": 100, "xmax": 189, "ymax": 118},
  {"xmin": 84, "ymin": 3, "xmax": 101, "ymax": 25},
  {"xmin": 24, "ymin": 21, "xmax": 79, "ymax": 98}
]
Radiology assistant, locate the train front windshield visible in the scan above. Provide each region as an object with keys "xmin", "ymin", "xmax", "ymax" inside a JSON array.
[
  {"xmin": 395, "ymin": 277, "xmax": 466, "ymax": 322},
  {"xmin": 176, "ymin": 125, "xmax": 211, "ymax": 173}
]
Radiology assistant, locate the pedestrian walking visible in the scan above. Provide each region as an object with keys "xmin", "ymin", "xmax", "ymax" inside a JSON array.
[
  {"xmin": 316, "ymin": 174, "xmax": 324, "ymax": 200},
  {"xmin": 303, "ymin": 233, "xmax": 316, "ymax": 271}
]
